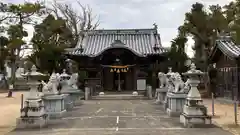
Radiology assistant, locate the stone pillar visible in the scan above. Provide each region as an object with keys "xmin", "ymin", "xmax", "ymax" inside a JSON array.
[
  {"xmin": 85, "ymin": 87, "xmax": 90, "ymax": 100},
  {"xmin": 147, "ymin": 85, "xmax": 153, "ymax": 99},
  {"xmin": 133, "ymin": 66, "xmax": 138, "ymax": 90}
]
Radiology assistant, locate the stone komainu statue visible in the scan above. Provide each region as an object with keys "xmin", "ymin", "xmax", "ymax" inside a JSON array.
[{"xmin": 158, "ymin": 72, "xmax": 168, "ymax": 88}]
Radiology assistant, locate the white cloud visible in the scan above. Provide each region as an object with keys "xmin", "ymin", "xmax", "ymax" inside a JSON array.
[{"xmin": 4, "ymin": 0, "xmax": 234, "ymax": 57}]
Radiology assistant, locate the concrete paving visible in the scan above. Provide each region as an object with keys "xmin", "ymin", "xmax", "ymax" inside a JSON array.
[{"xmin": 7, "ymin": 100, "xmax": 233, "ymax": 135}]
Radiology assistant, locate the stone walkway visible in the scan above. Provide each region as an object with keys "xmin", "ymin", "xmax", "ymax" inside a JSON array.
[
  {"xmin": 203, "ymin": 98, "xmax": 240, "ymax": 135},
  {"xmin": 7, "ymin": 100, "xmax": 232, "ymax": 135}
]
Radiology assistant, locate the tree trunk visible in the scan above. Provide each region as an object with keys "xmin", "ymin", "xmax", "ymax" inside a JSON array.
[{"xmin": 7, "ymin": 61, "xmax": 16, "ymax": 98}]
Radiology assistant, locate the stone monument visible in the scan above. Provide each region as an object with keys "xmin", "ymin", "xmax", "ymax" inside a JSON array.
[
  {"xmin": 16, "ymin": 65, "xmax": 48, "ymax": 129},
  {"xmin": 180, "ymin": 63, "xmax": 212, "ymax": 127},
  {"xmin": 155, "ymin": 72, "xmax": 168, "ymax": 104},
  {"xmin": 41, "ymin": 72, "xmax": 67, "ymax": 119},
  {"xmin": 166, "ymin": 72, "xmax": 190, "ymax": 116}
]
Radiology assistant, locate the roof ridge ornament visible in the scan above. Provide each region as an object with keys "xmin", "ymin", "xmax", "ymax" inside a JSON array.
[{"xmin": 153, "ymin": 23, "xmax": 158, "ymax": 30}]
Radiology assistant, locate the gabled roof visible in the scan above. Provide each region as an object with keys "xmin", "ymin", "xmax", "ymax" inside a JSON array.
[
  {"xmin": 209, "ymin": 35, "xmax": 240, "ymax": 61},
  {"xmin": 66, "ymin": 28, "xmax": 168, "ymax": 57}
]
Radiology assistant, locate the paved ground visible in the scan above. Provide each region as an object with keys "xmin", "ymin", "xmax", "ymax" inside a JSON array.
[{"xmin": 7, "ymin": 100, "xmax": 233, "ymax": 135}]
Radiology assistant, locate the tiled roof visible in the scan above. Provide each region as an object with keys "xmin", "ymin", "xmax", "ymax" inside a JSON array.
[
  {"xmin": 210, "ymin": 36, "xmax": 240, "ymax": 59},
  {"xmin": 67, "ymin": 28, "xmax": 168, "ymax": 57}
]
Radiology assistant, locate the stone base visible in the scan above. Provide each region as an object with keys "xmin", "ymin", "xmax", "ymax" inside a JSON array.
[
  {"xmin": 42, "ymin": 94, "xmax": 67, "ymax": 119},
  {"xmin": 180, "ymin": 113, "xmax": 212, "ymax": 128},
  {"xmin": 16, "ymin": 115, "xmax": 48, "ymax": 129},
  {"xmin": 74, "ymin": 100, "xmax": 83, "ymax": 106},
  {"xmin": 62, "ymin": 90, "xmax": 84, "ymax": 107},
  {"xmin": 156, "ymin": 88, "xmax": 167, "ymax": 104},
  {"xmin": 167, "ymin": 108, "xmax": 181, "ymax": 117},
  {"xmin": 154, "ymin": 99, "xmax": 161, "ymax": 104},
  {"xmin": 63, "ymin": 94, "xmax": 74, "ymax": 111},
  {"xmin": 166, "ymin": 92, "xmax": 187, "ymax": 117},
  {"xmin": 183, "ymin": 105, "xmax": 207, "ymax": 116},
  {"xmin": 48, "ymin": 110, "xmax": 66, "ymax": 119},
  {"xmin": 163, "ymin": 101, "xmax": 168, "ymax": 111}
]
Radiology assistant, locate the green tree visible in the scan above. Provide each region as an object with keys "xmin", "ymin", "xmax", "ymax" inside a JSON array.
[
  {"xmin": 28, "ymin": 14, "xmax": 73, "ymax": 74},
  {"xmin": 0, "ymin": 36, "xmax": 9, "ymax": 73},
  {"xmin": 168, "ymin": 33, "xmax": 188, "ymax": 73},
  {"xmin": 0, "ymin": 2, "xmax": 45, "ymax": 93},
  {"xmin": 180, "ymin": 3, "xmax": 228, "ymax": 70},
  {"xmin": 177, "ymin": 2, "xmax": 230, "ymax": 95}
]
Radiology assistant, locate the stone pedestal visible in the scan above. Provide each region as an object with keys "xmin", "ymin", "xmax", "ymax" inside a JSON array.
[
  {"xmin": 16, "ymin": 116, "xmax": 48, "ymax": 129},
  {"xmin": 180, "ymin": 102, "xmax": 212, "ymax": 127},
  {"xmin": 42, "ymin": 94, "xmax": 67, "ymax": 119},
  {"xmin": 166, "ymin": 92, "xmax": 187, "ymax": 117},
  {"xmin": 156, "ymin": 87, "xmax": 167, "ymax": 104},
  {"xmin": 61, "ymin": 90, "xmax": 84, "ymax": 109},
  {"xmin": 16, "ymin": 98, "xmax": 49, "ymax": 129}
]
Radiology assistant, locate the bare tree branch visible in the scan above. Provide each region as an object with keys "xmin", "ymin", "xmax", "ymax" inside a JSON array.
[{"xmin": 47, "ymin": 0, "xmax": 99, "ymax": 47}]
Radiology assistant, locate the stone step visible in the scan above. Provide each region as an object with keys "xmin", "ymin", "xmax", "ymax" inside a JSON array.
[{"xmin": 91, "ymin": 94, "xmax": 149, "ymax": 100}]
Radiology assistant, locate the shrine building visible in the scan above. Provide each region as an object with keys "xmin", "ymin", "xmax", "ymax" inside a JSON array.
[
  {"xmin": 209, "ymin": 35, "xmax": 240, "ymax": 100},
  {"xmin": 65, "ymin": 26, "xmax": 168, "ymax": 94}
]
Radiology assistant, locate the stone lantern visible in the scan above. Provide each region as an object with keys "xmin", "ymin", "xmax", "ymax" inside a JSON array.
[
  {"xmin": 60, "ymin": 70, "xmax": 83, "ymax": 107},
  {"xmin": 180, "ymin": 63, "xmax": 212, "ymax": 127},
  {"xmin": 16, "ymin": 65, "xmax": 48, "ymax": 129}
]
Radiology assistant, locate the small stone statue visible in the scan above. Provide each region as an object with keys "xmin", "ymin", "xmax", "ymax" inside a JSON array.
[
  {"xmin": 173, "ymin": 73, "xmax": 185, "ymax": 93},
  {"xmin": 158, "ymin": 72, "xmax": 168, "ymax": 88},
  {"xmin": 42, "ymin": 72, "xmax": 59, "ymax": 95},
  {"xmin": 166, "ymin": 67, "xmax": 175, "ymax": 92}
]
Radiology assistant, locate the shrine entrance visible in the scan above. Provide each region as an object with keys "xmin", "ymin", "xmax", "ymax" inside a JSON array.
[
  {"xmin": 102, "ymin": 64, "xmax": 135, "ymax": 92},
  {"xmin": 98, "ymin": 47, "xmax": 138, "ymax": 92}
]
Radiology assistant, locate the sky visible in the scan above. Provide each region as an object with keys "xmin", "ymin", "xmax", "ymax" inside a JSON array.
[{"xmin": 3, "ymin": 0, "xmax": 234, "ymax": 57}]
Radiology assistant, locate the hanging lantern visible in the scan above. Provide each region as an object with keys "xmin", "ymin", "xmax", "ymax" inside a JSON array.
[
  {"xmin": 110, "ymin": 68, "xmax": 114, "ymax": 72},
  {"xmin": 126, "ymin": 67, "xmax": 129, "ymax": 71},
  {"xmin": 116, "ymin": 69, "xmax": 120, "ymax": 73},
  {"xmin": 124, "ymin": 68, "xmax": 127, "ymax": 72},
  {"xmin": 121, "ymin": 69, "xmax": 124, "ymax": 72},
  {"xmin": 114, "ymin": 68, "xmax": 117, "ymax": 71}
]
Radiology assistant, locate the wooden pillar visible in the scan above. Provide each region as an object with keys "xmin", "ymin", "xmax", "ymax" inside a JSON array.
[
  {"xmin": 100, "ymin": 67, "xmax": 103, "ymax": 91},
  {"xmin": 133, "ymin": 66, "xmax": 137, "ymax": 90},
  {"xmin": 236, "ymin": 58, "xmax": 240, "ymax": 101},
  {"xmin": 151, "ymin": 61, "xmax": 157, "ymax": 91}
]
